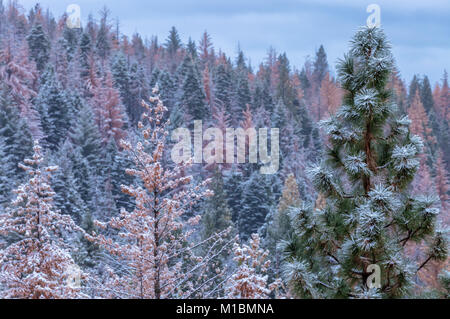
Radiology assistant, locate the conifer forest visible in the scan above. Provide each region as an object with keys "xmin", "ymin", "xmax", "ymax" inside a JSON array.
[{"xmin": 0, "ymin": 0, "xmax": 448, "ymax": 300}]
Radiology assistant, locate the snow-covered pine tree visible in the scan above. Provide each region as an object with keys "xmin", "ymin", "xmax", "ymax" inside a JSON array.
[
  {"xmin": 26, "ymin": 23, "xmax": 50, "ymax": 72},
  {"xmin": 202, "ymin": 169, "xmax": 234, "ymax": 240},
  {"xmin": 0, "ymin": 141, "xmax": 85, "ymax": 299},
  {"xmin": 51, "ymin": 141, "xmax": 88, "ymax": 225},
  {"xmin": 0, "ymin": 137, "xmax": 13, "ymax": 206},
  {"xmin": 180, "ymin": 56, "xmax": 208, "ymax": 121},
  {"xmin": 36, "ymin": 66, "xmax": 71, "ymax": 150},
  {"xmin": 214, "ymin": 62, "xmax": 232, "ymax": 114},
  {"xmin": 239, "ymin": 171, "xmax": 281, "ymax": 241},
  {"xmin": 282, "ymin": 27, "xmax": 448, "ymax": 298},
  {"xmin": 0, "ymin": 84, "xmax": 33, "ymax": 177},
  {"xmin": 262, "ymin": 174, "xmax": 301, "ymax": 291}
]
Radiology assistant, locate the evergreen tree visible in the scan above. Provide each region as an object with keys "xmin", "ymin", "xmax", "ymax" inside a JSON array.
[
  {"xmin": 214, "ymin": 63, "xmax": 232, "ymax": 113},
  {"xmin": 79, "ymin": 32, "xmax": 92, "ymax": 79},
  {"xmin": 102, "ymin": 138, "xmax": 135, "ymax": 213},
  {"xmin": 96, "ymin": 8, "xmax": 111, "ymax": 61},
  {"xmin": 202, "ymin": 169, "xmax": 234, "ymax": 240},
  {"xmin": 408, "ymin": 75, "xmax": 420, "ymax": 106},
  {"xmin": 313, "ymin": 45, "xmax": 329, "ymax": 87},
  {"xmin": 26, "ymin": 23, "xmax": 50, "ymax": 71},
  {"xmin": 0, "ymin": 137, "xmax": 13, "ymax": 205},
  {"xmin": 51, "ymin": 141, "xmax": 88, "ymax": 225},
  {"xmin": 224, "ymin": 168, "xmax": 244, "ymax": 223},
  {"xmin": 62, "ymin": 24, "xmax": 80, "ymax": 62},
  {"xmin": 420, "ymin": 76, "xmax": 434, "ymax": 114},
  {"xmin": 239, "ymin": 172, "xmax": 280, "ymax": 240},
  {"xmin": 36, "ymin": 67, "xmax": 71, "ymax": 150},
  {"xmin": 165, "ymin": 26, "xmax": 182, "ymax": 57},
  {"xmin": 180, "ymin": 57, "xmax": 208, "ymax": 120},
  {"xmin": 282, "ymin": 27, "xmax": 448, "ymax": 298},
  {"xmin": 0, "ymin": 85, "xmax": 33, "ymax": 178},
  {"xmin": 276, "ymin": 53, "xmax": 295, "ymax": 108},
  {"xmin": 262, "ymin": 174, "xmax": 301, "ymax": 280}
]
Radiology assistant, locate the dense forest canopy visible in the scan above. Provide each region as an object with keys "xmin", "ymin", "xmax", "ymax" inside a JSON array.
[{"xmin": 0, "ymin": 1, "xmax": 448, "ymax": 298}]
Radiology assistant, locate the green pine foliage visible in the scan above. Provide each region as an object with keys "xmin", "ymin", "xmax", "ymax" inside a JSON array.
[
  {"xmin": 281, "ymin": 27, "xmax": 448, "ymax": 298},
  {"xmin": 26, "ymin": 23, "xmax": 50, "ymax": 71}
]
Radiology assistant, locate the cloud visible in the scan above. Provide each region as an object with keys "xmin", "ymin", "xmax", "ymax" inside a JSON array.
[{"xmin": 18, "ymin": 0, "xmax": 449, "ymax": 83}]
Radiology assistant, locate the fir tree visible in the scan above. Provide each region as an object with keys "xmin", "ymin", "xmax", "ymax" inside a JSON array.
[
  {"xmin": 36, "ymin": 67, "xmax": 71, "ymax": 150},
  {"xmin": 0, "ymin": 85, "xmax": 33, "ymax": 178},
  {"xmin": 0, "ymin": 137, "xmax": 13, "ymax": 205},
  {"xmin": 313, "ymin": 45, "xmax": 329, "ymax": 87},
  {"xmin": 180, "ymin": 57, "xmax": 208, "ymax": 120},
  {"xmin": 165, "ymin": 26, "xmax": 182, "ymax": 57},
  {"xmin": 202, "ymin": 169, "xmax": 234, "ymax": 240},
  {"xmin": 26, "ymin": 23, "xmax": 50, "ymax": 71},
  {"xmin": 239, "ymin": 172, "xmax": 280, "ymax": 240},
  {"xmin": 263, "ymin": 174, "xmax": 301, "ymax": 281},
  {"xmin": 214, "ymin": 63, "xmax": 232, "ymax": 113},
  {"xmin": 96, "ymin": 7, "xmax": 111, "ymax": 61}
]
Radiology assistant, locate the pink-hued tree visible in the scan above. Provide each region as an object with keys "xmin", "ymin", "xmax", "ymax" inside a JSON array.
[
  {"xmin": 226, "ymin": 234, "xmax": 273, "ymax": 299},
  {"xmin": 90, "ymin": 70, "xmax": 127, "ymax": 144},
  {"xmin": 408, "ymin": 90, "xmax": 436, "ymax": 147},
  {"xmin": 0, "ymin": 141, "xmax": 85, "ymax": 299},
  {"xmin": 433, "ymin": 71, "xmax": 450, "ymax": 122},
  {"xmin": 89, "ymin": 89, "xmax": 231, "ymax": 299},
  {"xmin": 319, "ymin": 72, "xmax": 342, "ymax": 118},
  {"xmin": 411, "ymin": 154, "xmax": 435, "ymax": 196},
  {"xmin": 435, "ymin": 151, "xmax": 449, "ymax": 216},
  {"xmin": 0, "ymin": 40, "xmax": 41, "ymax": 138}
]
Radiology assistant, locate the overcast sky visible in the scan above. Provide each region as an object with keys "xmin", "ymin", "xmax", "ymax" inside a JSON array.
[{"xmin": 20, "ymin": 0, "xmax": 450, "ymax": 85}]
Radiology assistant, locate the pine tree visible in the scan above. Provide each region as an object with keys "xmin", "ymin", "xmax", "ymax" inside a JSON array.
[
  {"xmin": 224, "ymin": 168, "xmax": 244, "ymax": 223},
  {"xmin": 69, "ymin": 104, "xmax": 104, "ymax": 174},
  {"xmin": 89, "ymin": 90, "xmax": 226, "ymax": 298},
  {"xmin": 274, "ymin": 54, "xmax": 295, "ymax": 113},
  {"xmin": 0, "ymin": 84, "xmax": 33, "ymax": 181},
  {"xmin": 78, "ymin": 32, "xmax": 92, "ymax": 79},
  {"xmin": 0, "ymin": 137, "xmax": 13, "ymax": 205},
  {"xmin": 282, "ymin": 27, "xmax": 448, "ymax": 298},
  {"xmin": 26, "ymin": 23, "xmax": 50, "ymax": 71},
  {"xmin": 51, "ymin": 141, "xmax": 88, "ymax": 225},
  {"xmin": 420, "ymin": 76, "xmax": 434, "ymax": 114},
  {"xmin": 0, "ymin": 141, "xmax": 85, "ymax": 299},
  {"xmin": 165, "ymin": 26, "xmax": 182, "ymax": 58},
  {"xmin": 263, "ymin": 174, "xmax": 301, "ymax": 281},
  {"xmin": 214, "ymin": 63, "xmax": 232, "ymax": 113},
  {"xmin": 180, "ymin": 57, "xmax": 208, "ymax": 120},
  {"xmin": 313, "ymin": 45, "xmax": 329, "ymax": 87},
  {"xmin": 408, "ymin": 75, "xmax": 421, "ymax": 106},
  {"xmin": 36, "ymin": 67, "xmax": 71, "ymax": 150},
  {"xmin": 96, "ymin": 7, "xmax": 111, "ymax": 61},
  {"xmin": 202, "ymin": 169, "xmax": 234, "ymax": 240},
  {"xmin": 239, "ymin": 172, "xmax": 280, "ymax": 240}
]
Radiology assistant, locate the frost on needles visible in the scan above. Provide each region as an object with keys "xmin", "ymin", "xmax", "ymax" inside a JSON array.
[{"xmin": 280, "ymin": 27, "xmax": 449, "ymax": 299}]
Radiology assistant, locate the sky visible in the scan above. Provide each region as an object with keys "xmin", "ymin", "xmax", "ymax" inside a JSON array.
[{"xmin": 19, "ymin": 0, "xmax": 450, "ymax": 86}]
